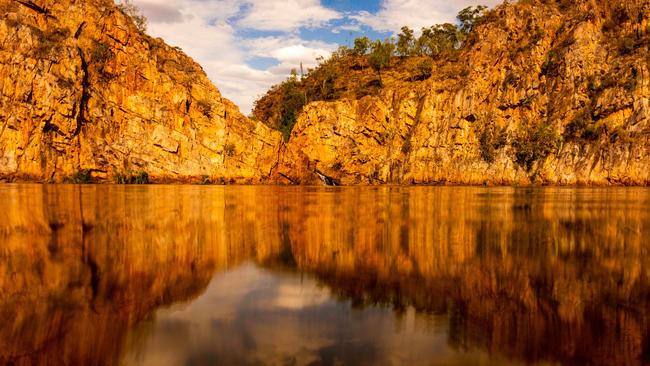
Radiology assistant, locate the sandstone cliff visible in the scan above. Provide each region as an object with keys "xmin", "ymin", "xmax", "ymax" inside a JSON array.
[
  {"xmin": 2, "ymin": 0, "xmax": 649, "ymax": 185},
  {"xmin": 0, "ymin": 0, "xmax": 281, "ymax": 183},
  {"xmin": 258, "ymin": 0, "xmax": 650, "ymax": 185}
]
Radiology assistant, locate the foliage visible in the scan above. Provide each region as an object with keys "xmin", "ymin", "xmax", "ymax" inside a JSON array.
[
  {"xmin": 196, "ymin": 99, "xmax": 213, "ymax": 118},
  {"xmin": 396, "ymin": 26, "xmax": 416, "ymax": 56},
  {"xmin": 352, "ymin": 36, "xmax": 371, "ymax": 55},
  {"xmin": 115, "ymin": 170, "xmax": 150, "ymax": 184},
  {"xmin": 564, "ymin": 110, "xmax": 604, "ymax": 141},
  {"xmin": 415, "ymin": 59, "xmax": 433, "ymax": 80},
  {"xmin": 369, "ymin": 39, "xmax": 395, "ymax": 86},
  {"xmin": 117, "ymin": 0, "xmax": 147, "ymax": 33},
  {"xmin": 33, "ymin": 27, "xmax": 70, "ymax": 59},
  {"xmin": 64, "ymin": 169, "xmax": 92, "ymax": 184},
  {"xmin": 278, "ymin": 76, "xmax": 307, "ymax": 141},
  {"xmin": 477, "ymin": 122, "xmax": 507, "ymax": 163},
  {"xmin": 618, "ymin": 36, "xmax": 636, "ymax": 55},
  {"xmin": 457, "ymin": 5, "xmax": 488, "ymax": 35},
  {"xmin": 224, "ymin": 142, "xmax": 236, "ymax": 156},
  {"xmin": 417, "ymin": 23, "xmax": 460, "ymax": 57},
  {"xmin": 401, "ymin": 139, "xmax": 412, "ymax": 153},
  {"xmin": 541, "ymin": 49, "xmax": 562, "ymax": 77},
  {"xmin": 252, "ymin": 4, "xmax": 490, "ymax": 138},
  {"xmin": 511, "ymin": 122, "xmax": 560, "ymax": 171},
  {"xmin": 91, "ymin": 41, "xmax": 113, "ymax": 64}
]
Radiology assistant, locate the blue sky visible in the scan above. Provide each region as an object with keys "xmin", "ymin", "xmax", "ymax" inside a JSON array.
[{"xmin": 124, "ymin": 0, "xmax": 500, "ymax": 113}]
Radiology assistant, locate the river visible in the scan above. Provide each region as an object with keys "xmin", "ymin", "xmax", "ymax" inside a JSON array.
[{"xmin": 0, "ymin": 184, "xmax": 648, "ymax": 365}]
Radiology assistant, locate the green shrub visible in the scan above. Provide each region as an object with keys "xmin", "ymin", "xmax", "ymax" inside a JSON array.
[
  {"xmin": 369, "ymin": 39, "xmax": 395, "ymax": 86},
  {"xmin": 478, "ymin": 124, "xmax": 507, "ymax": 163},
  {"xmin": 196, "ymin": 99, "xmax": 213, "ymax": 118},
  {"xmin": 91, "ymin": 41, "xmax": 115, "ymax": 78},
  {"xmin": 279, "ymin": 112, "xmax": 297, "ymax": 142},
  {"xmin": 502, "ymin": 71, "xmax": 518, "ymax": 90},
  {"xmin": 401, "ymin": 139, "xmax": 412, "ymax": 153},
  {"xmin": 115, "ymin": 170, "xmax": 149, "ymax": 184},
  {"xmin": 278, "ymin": 78, "xmax": 307, "ymax": 141},
  {"xmin": 396, "ymin": 26, "xmax": 416, "ymax": 56},
  {"xmin": 352, "ymin": 36, "xmax": 371, "ymax": 55},
  {"xmin": 457, "ymin": 5, "xmax": 488, "ymax": 35},
  {"xmin": 415, "ymin": 59, "xmax": 433, "ymax": 80},
  {"xmin": 32, "ymin": 27, "xmax": 70, "ymax": 59},
  {"xmin": 541, "ymin": 49, "xmax": 562, "ymax": 77},
  {"xmin": 224, "ymin": 142, "xmax": 236, "ymax": 156},
  {"xmin": 511, "ymin": 122, "xmax": 560, "ymax": 171},
  {"xmin": 64, "ymin": 169, "xmax": 92, "ymax": 184},
  {"xmin": 618, "ymin": 36, "xmax": 636, "ymax": 55},
  {"xmin": 624, "ymin": 69, "xmax": 638, "ymax": 91},
  {"xmin": 91, "ymin": 41, "xmax": 113, "ymax": 64}
]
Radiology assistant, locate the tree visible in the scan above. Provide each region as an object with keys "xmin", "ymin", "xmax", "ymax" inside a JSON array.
[
  {"xmin": 457, "ymin": 5, "xmax": 487, "ymax": 35},
  {"xmin": 352, "ymin": 36, "xmax": 371, "ymax": 55},
  {"xmin": 369, "ymin": 39, "xmax": 394, "ymax": 86},
  {"xmin": 396, "ymin": 26, "xmax": 415, "ymax": 56},
  {"xmin": 117, "ymin": 0, "xmax": 148, "ymax": 33},
  {"xmin": 417, "ymin": 23, "xmax": 459, "ymax": 57}
]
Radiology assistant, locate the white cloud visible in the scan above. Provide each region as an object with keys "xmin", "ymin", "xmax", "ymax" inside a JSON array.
[
  {"xmin": 124, "ymin": 0, "xmax": 338, "ymax": 113},
  {"xmin": 120, "ymin": 0, "xmax": 503, "ymax": 114},
  {"xmin": 237, "ymin": 0, "xmax": 341, "ymax": 31},
  {"xmin": 352, "ymin": 0, "xmax": 503, "ymax": 34}
]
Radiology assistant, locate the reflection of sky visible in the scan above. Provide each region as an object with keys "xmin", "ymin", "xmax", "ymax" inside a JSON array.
[{"xmin": 122, "ymin": 263, "xmax": 521, "ymax": 366}]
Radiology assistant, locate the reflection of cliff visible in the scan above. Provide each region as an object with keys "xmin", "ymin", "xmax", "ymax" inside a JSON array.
[
  {"xmin": 276, "ymin": 187, "xmax": 650, "ymax": 366},
  {"xmin": 0, "ymin": 185, "xmax": 283, "ymax": 365},
  {"xmin": 0, "ymin": 186, "xmax": 648, "ymax": 365}
]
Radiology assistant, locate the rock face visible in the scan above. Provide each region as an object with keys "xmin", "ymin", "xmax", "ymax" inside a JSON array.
[
  {"xmin": 269, "ymin": 0, "xmax": 650, "ymax": 185},
  {"xmin": 1, "ymin": 0, "xmax": 649, "ymax": 185},
  {"xmin": 0, "ymin": 0, "xmax": 281, "ymax": 183}
]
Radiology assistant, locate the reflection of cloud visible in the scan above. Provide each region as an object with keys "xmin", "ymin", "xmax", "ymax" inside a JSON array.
[
  {"xmin": 122, "ymin": 264, "xmax": 484, "ymax": 366},
  {"xmin": 269, "ymin": 283, "xmax": 330, "ymax": 310}
]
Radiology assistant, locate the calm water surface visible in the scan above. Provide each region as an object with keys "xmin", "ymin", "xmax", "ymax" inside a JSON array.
[{"xmin": 0, "ymin": 184, "xmax": 648, "ymax": 366}]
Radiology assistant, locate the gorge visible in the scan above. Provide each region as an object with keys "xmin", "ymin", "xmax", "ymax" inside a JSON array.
[{"xmin": 0, "ymin": 0, "xmax": 649, "ymax": 185}]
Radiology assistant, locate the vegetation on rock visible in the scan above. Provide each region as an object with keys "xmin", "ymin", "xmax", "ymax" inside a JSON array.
[
  {"xmin": 253, "ymin": 6, "xmax": 488, "ymax": 139},
  {"xmin": 117, "ymin": 0, "xmax": 147, "ymax": 33},
  {"xmin": 115, "ymin": 170, "xmax": 150, "ymax": 184}
]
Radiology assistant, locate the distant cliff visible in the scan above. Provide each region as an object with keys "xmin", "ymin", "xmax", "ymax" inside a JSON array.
[
  {"xmin": 256, "ymin": 0, "xmax": 650, "ymax": 185},
  {"xmin": 0, "ymin": 0, "xmax": 281, "ymax": 183}
]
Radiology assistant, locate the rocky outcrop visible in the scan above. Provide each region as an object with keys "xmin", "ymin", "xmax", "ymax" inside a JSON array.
[
  {"xmin": 269, "ymin": 0, "xmax": 650, "ymax": 185},
  {"xmin": 0, "ymin": 0, "xmax": 281, "ymax": 183}
]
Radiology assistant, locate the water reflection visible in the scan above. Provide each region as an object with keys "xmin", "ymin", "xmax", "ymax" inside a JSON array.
[{"xmin": 0, "ymin": 185, "xmax": 648, "ymax": 365}]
